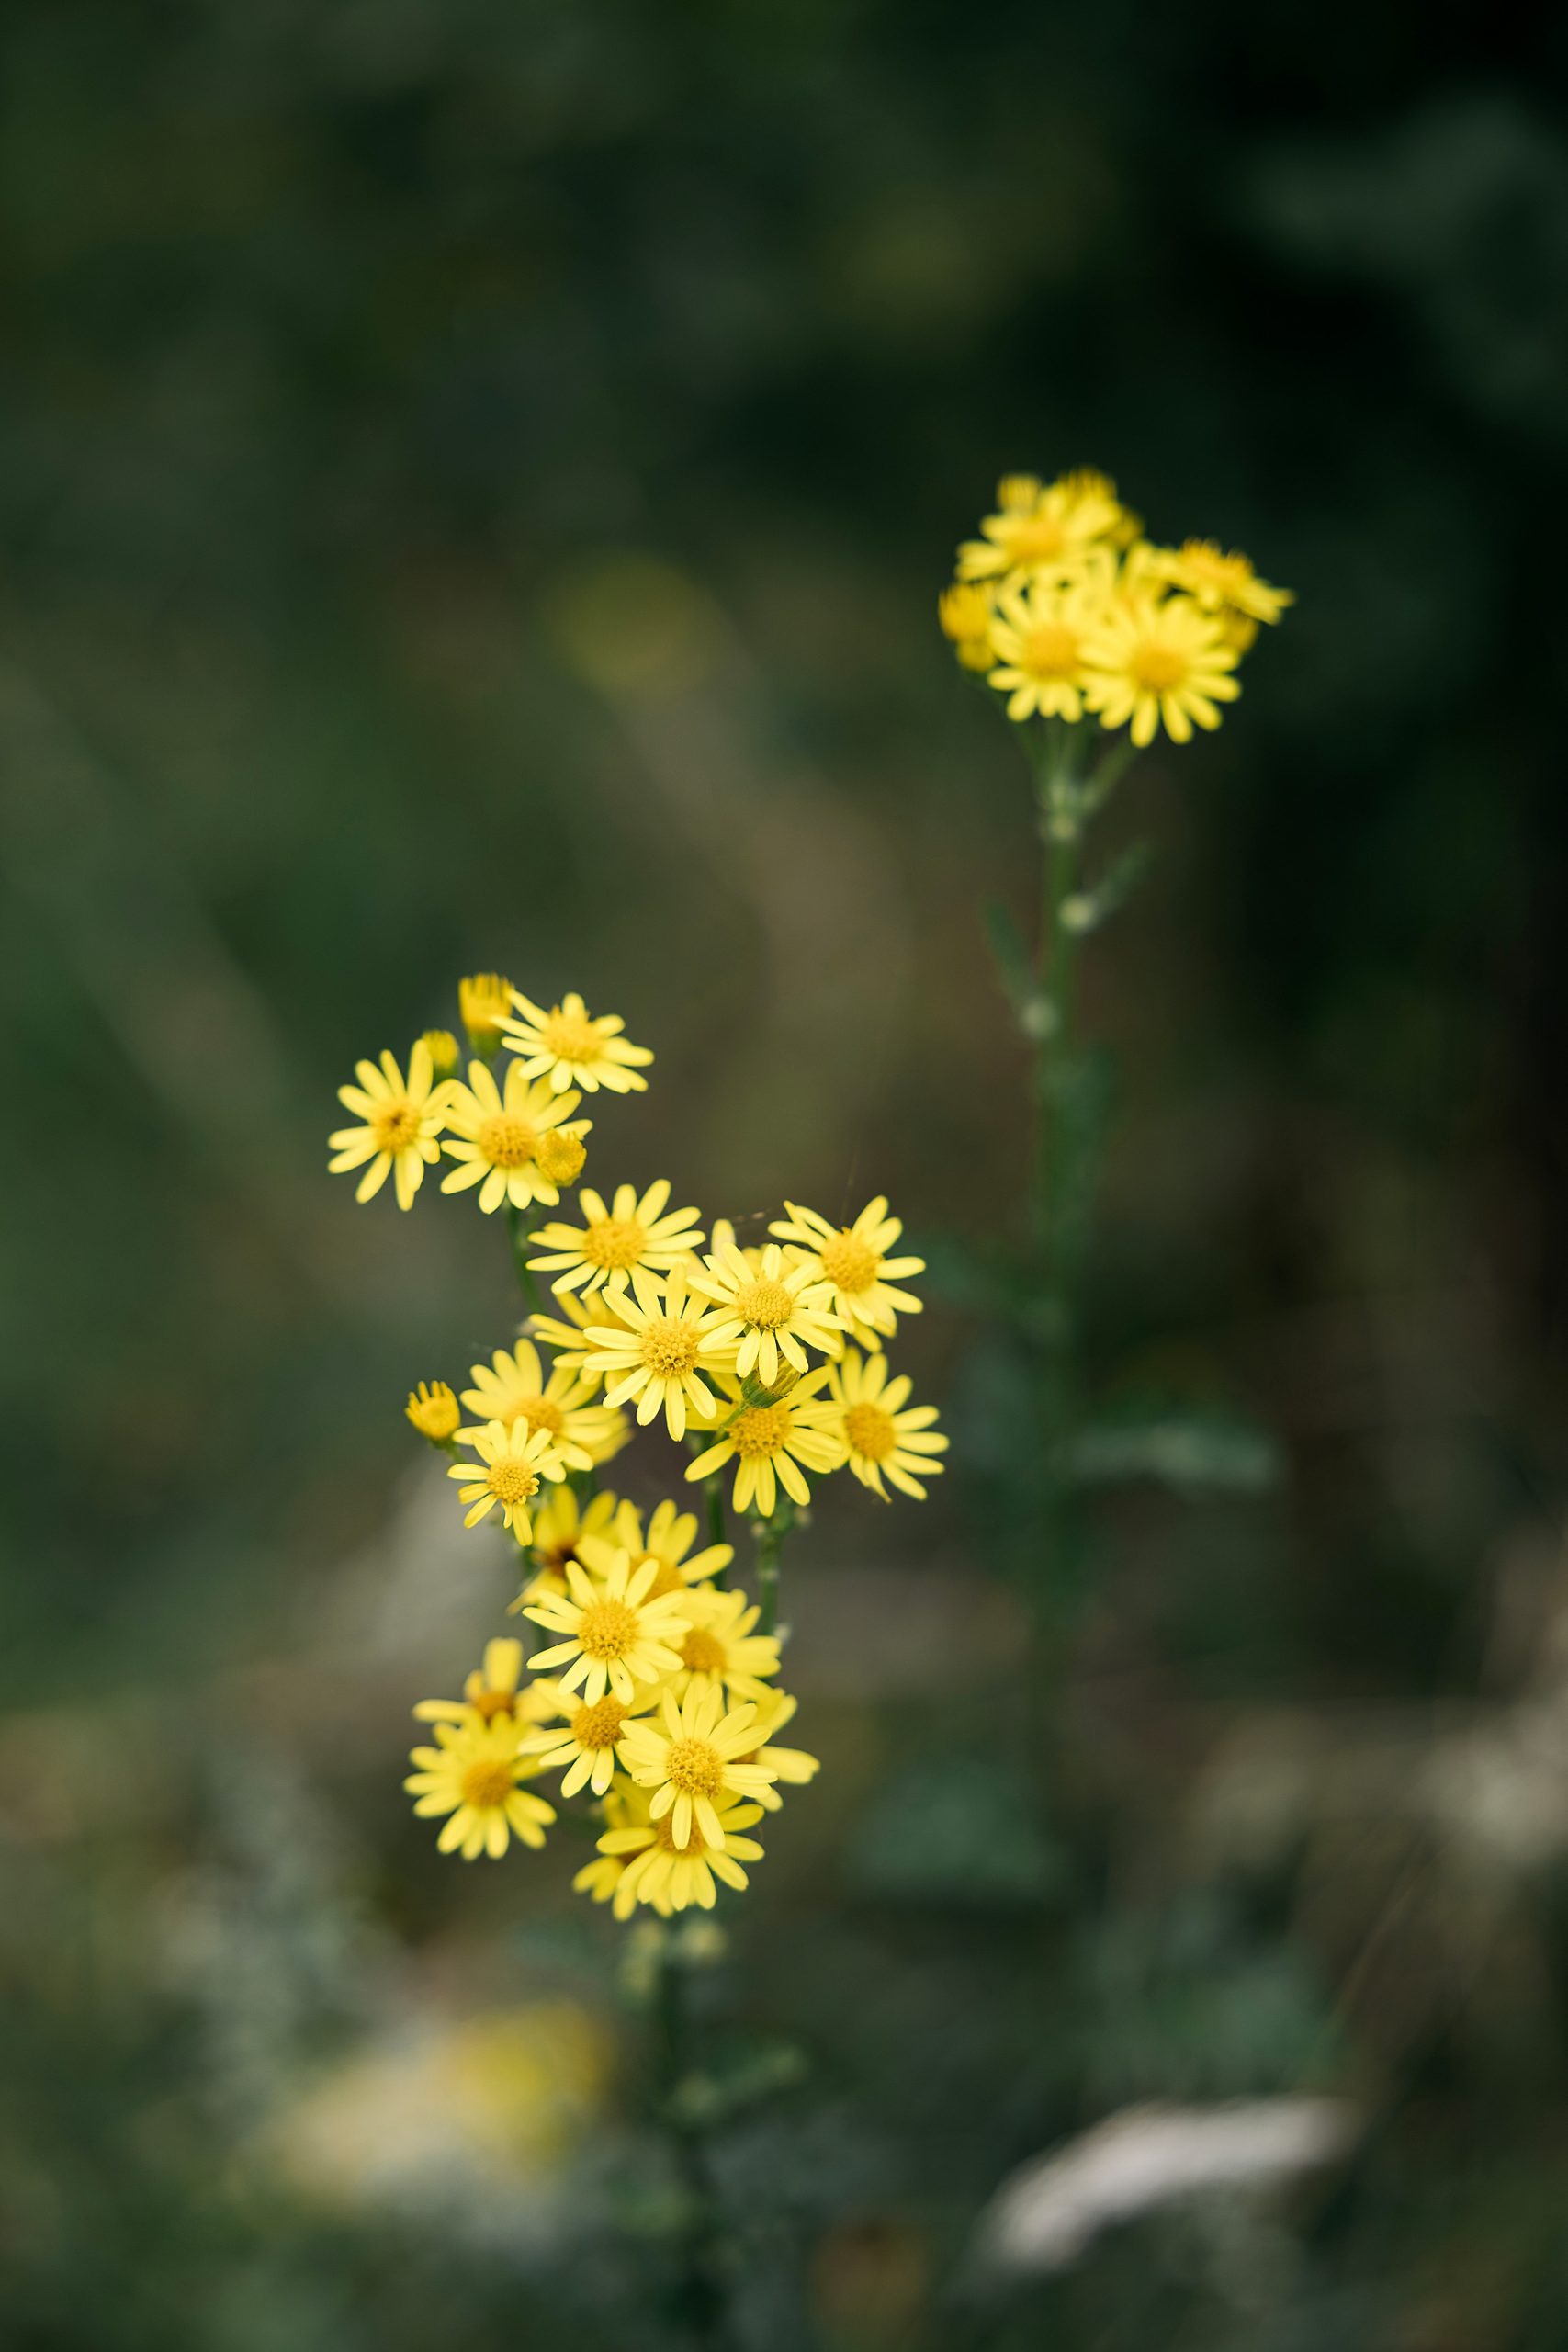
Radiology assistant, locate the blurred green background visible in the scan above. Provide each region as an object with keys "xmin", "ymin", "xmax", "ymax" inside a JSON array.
[{"xmin": 6, "ymin": 4, "xmax": 1568, "ymax": 2346}]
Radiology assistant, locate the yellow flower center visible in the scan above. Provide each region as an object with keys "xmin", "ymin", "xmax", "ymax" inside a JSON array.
[
  {"xmin": 518, "ymin": 1396, "xmax": 564, "ymax": 1436},
  {"xmin": 653, "ymin": 1815, "xmax": 704, "ymax": 1855},
  {"xmin": 1004, "ymin": 513, "xmax": 1066, "ymax": 561},
  {"xmin": 730, "ymin": 1403, "xmax": 790, "ymax": 1458},
  {"xmin": 541, "ymin": 1010, "xmax": 604, "ymax": 1062},
  {"xmin": 477, "ymin": 1113, "xmax": 537, "ymax": 1169},
  {"xmin": 844, "ymin": 1401, "xmax": 897, "ymax": 1462},
  {"xmin": 680, "ymin": 1627, "xmax": 728, "ymax": 1676},
  {"xmin": 536, "ymin": 1129, "xmax": 586, "ymax": 1185},
  {"xmin": 459, "ymin": 1759, "xmax": 516, "ymax": 1807},
  {"xmin": 570, "ymin": 1694, "xmax": 626, "ymax": 1748},
  {"xmin": 581, "ymin": 1217, "xmax": 647, "ymax": 1271},
  {"xmin": 1021, "ymin": 622, "xmax": 1080, "ymax": 678},
  {"xmin": 371, "ymin": 1101, "xmax": 422, "ymax": 1152},
  {"xmin": 734, "ymin": 1279, "xmax": 795, "ymax": 1330},
  {"xmin": 576, "ymin": 1598, "xmax": 640, "ymax": 1659},
  {"xmin": 487, "ymin": 1458, "xmax": 541, "ymax": 1505},
  {"xmin": 640, "ymin": 1323, "xmax": 700, "ymax": 1377},
  {"xmin": 1128, "ymin": 642, "xmax": 1189, "ymax": 692},
  {"xmin": 818, "ymin": 1231, "xmax": 881, "ymax": 1294},
  {"xmin": 665, "ymin": 1736, "xmax": 725, "ymax": 1797},
  {"xmin": 468, "ymin": 1687, "xmax": 518, "ymax": 1722}
]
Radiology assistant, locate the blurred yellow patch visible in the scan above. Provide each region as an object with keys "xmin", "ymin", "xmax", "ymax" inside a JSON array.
[{"xmin": 546, "ymin": 552, "xmax": 722, "ymax": 698}]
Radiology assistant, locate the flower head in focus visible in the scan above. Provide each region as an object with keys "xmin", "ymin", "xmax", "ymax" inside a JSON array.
[
  {"xmin": 618, "ymin": 1684, "xmax": 779, "ymax": 1849},
  {"xmin": 597, "ymin": 1783, "xmax": 766, "ymax": 1918},
  {"xmin": 578, "ymin": 1497, "xmax": 733, "ymax": 1599},
  {"xmin": 459, "ymin": 1340, "xmax": 627, "ymax": 1469},
  {"xmin": 666, "ymin": 1584, "xmax": 782, "ymax": 1707},
  {"xmin": 826, "ymin": 1347, "xmax": 948, "ymax": 1501},
  {"xmin": 688, "ymin": 1238, "xmax": 843, "ymax": 1387},
  {"xmin": 529, "ymin": 1181, "xmax": 705, "ymax": 1297},
  {"xmin": 498, "ymin": 989, "xmax": 653, "ymax": 1094},
  {"xmin": 440, "ymin": 1062, "xmax": 591, "ymax": 1215},
  {"xmin": 328, "ymin": 1042, "xmax": 448, "ymax": 1211},
  {"xmin": 520, "ymin": 1682, "xmax": 657, "ymax": 1799},
  {"xmin": 581, "ymin": 1265, "xmax": 725, "ymax": 1441},
  {"xmin": 447, "ymin": 1419, "xmax": 564, "ymax": 1539},
  {"xmin": 770, "ymin": 1197, "xmax": 925, "ymax": 1347},
  {"xmin": 685, "ymin": 1368, "xmax": 847, "ymax": 1516},
  {"xmin": 524, "ymin": 1550, "xmax": 691, "ymax": 1705}
]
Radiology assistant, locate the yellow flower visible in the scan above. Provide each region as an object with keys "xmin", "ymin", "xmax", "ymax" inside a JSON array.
[
  {"xmin": 524, "ymin": 1550, "xmax": 691, "ymax": 1705},
  {"xmin": 405, "ymin": 1380, "xmax": 460, "ymax": 1442},
  {"xmin": 985, "ymin": 571, "xmax": 1107, "ymax": 723},
  {"xmin": 687, "ymin": 1238, "xmax": 843, "ymax": 1387},
  {"xmin": 328, "ymin": 1042, "xmax": 447, "ymax": 1210},
  {"xmin": 446, "ymin": 1419, "xmax": 563, "ymax": 1538},
  {"xmin": 497, "ymin": 989, "xmax": 653, "ymax": 1095},
  {"xmin": 457, "ymin": 972, "xmax": 513, "ymax": 1055},
  {"xmin": 578, "ymin": 1497, "xmax": 733, "ymax": 1599},
  {"xmin": 734, "ymin": 1690, "xmax": 822, "ymax": 1811},
  {"xmin": 1081, "ymin": 592, "xmax": 1240, "ymax": 748},
  {"xmin": 412, "ymin": 1635, "xmax": 558, "ymax": 1728},
  {"xmin": 458, "ymin": 1340, "xmax": 627, "ymax": 1469},
  {"xmin": 536, "ymin": 1128, "xmax": 587, "ymax": 1188},
  {"xmin": 938, "ymin": 582, "xmax": 996, "ymax": 673},
  {"xmin": 420, "ymin": 1028, "xmax": 461, "ymax": 1076},
  {"xmin": 618, "ymin": 1684, "xmax": 779, "ymax": 1849},
  {"xmin": 439, "ymin": 1060, "xmax": 591, "ymax": 1215},
  {"xmin": 826, "ymin": 1347, "xmax": 948, "ymax": 1501},
  {"xmin": 684, "ymin": 1369, "xmax": 847, "ymax": 1517},
  {"xmin": 958, "ymin": 469, "xmax": 1124, "ymax": 589},
  {"xmin": 520, "ymin": 1681, "xmax": 658, "ymax": 1798},
  {"xmin": 507, "ymin": 1486, "xmax": 621, "ymax": 1616},
  {"xmin": 666, "ymin": 1585, "xmax": 781, "ymax": 1707},
  {"xmin": 403, "ymin": 1713, "xmax": 556, "ymax": 1860},
  {"xmin": 597, "ymin": 1784, "xmax": 766, "ymax": 1918},
  {"xmin": 528, "ymin": 1180, "xmax": 705, "ymax": 1297},
  {"xmin": 770, "ymin": 1196, "xmax": 925, "ymax": 1346},
  {"xmin": 580, "ymin": 1265, "xmax": 725, "ymax": 1441},
  {"xmin": 1145, "ymin": 539, "xmax": 1293, "ymax": 626}
]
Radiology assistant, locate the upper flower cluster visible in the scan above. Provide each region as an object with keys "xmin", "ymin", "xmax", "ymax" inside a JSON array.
[{"xmin": 939, "ymin": 468, "xmax": 1292, "ymax": 748}]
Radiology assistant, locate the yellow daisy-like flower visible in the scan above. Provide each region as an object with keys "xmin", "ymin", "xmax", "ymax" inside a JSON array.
[
  {"xmin": 457, "ymin": 972, "xmax": 513, "ymax": 1055},
  {"xmin": 403, "ymin": 1713, "xmax": 556, "ymax": 1860},
  {"xmin": 458, "ymin": 1340, "xmax": 627, "ymax": 1470},
  {"xmin": 684, "ymin": 1368, "xmax": 847, "ymax": 1517},
  {"xmin": 578, "ymin": 1497, "xmax": 733, "ymax": 1599},
  {"xmin": 598, "ymin": 1787, "xmax": 766, "ymax": 1919},
  {"xmin": 524, "ymin": 1550, "xmax": 691, "ymax": 1705},
  {"xmin": 412, "ymin": 1635, "xmax": 558, "ymax": 1728},
  {"xmin": 1145, "ymin": 539, "xmax": 1293, "ymax": 626},
  {"xmin": 439, "ymin": 1060, "xmax": 591, "ymax": 1215},
  {"xmin": 580, "ymin": 1265, "xmax": 725, "ymax": 1442},
  {"xmin": 519, "ymin": 1681, "xmax": 658, "ymax": 1799},
  {"xmin": 328, "ymin": 1042, "xmax": 447, "ymax": 1211},
  {"xmin": 446, "ymin": 1419, "xmax": 563, "ymax": 1538},
  {"xmin": 420, "ymin": 1027, "xmax": 461, "ymax": 1077},
  {"xmin": 526, "ymin": 1281, "xmax": 641, "ymax": 1390},
  {"xmin": 958, "ymin": 469, "xmax": 1124, "ymax": 589},
  {"xmin": 825, "ymin": 1347, "xmax": 948, "ymax": 1502},
  {"xmin": 733, "ymin": 1690, "xmax": 822, "ymax": 1811},
  {"xmin": 984, "ymin": 571, "xmax": 1105, "ymax": 723},
  {"xmin": 618, "ymin": 1684, "xmax": 779, "ymax": 1849},
  {"xmin": 528, "ymin": 1181, "xmax": 705, "ymax": 1297},
  {"xmin": 405, "ymin": 1380, "xmax": 460, "ymax": 1442},
  {"xmin": 938, "ymin": 581, "xmax": 996, "ymax": 673},
  {"xmin": 497, "ymin": 989, "xmax": 654, "ymax": 1095},
  {"xmin": 687, "ymin": 1238, "xmax": 843, "ymax": 1387},
  {"xmin": 769, "ymin": 1196, "xmax": 925, "ymax": 1347},
  {"xmin": 666, "ymin": 1585, "xmax": 781, "ymax": 1706},
  {"xmin": 1081, "ymin": 592, "xmax": 1241, "ymax": 748}
]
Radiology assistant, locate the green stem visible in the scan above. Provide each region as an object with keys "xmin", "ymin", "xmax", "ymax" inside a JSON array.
[
  {"xmin": 504, "ymin": 1201, "xmax": 545, "ymax": 1316},
  {"xmin": 705, "ymin": 1475, "xmax": 728, "ymax": 1572},
  {"xmin": 751, "ymin": 1501, "xmax": 795, "ymax": 1637}
]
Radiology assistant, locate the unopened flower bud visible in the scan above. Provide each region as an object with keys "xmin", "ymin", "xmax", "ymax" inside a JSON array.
[
  {"xmin": 536, "ymin": 1128, "xmax": 587, "ymax": 1186},
  {"xmin": 420, "ymin": 1028, "xmax": 460, "ymax": 1077},
  {"xmin": 457, "ymin": 972, "xmax": 513, "ymax": 1057},
  {"xmin": 405, "ymin": 1381, "xmax": 459, "ymax": 1443}
]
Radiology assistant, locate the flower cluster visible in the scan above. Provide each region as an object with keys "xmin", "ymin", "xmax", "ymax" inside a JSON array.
[
  {"xmin": 334, "ymin": 977, "xmax": 946, "ymax": 1918},
  {"xmin": 939, "ymin": 467, "xmax": 1291, "ymax": 747}
]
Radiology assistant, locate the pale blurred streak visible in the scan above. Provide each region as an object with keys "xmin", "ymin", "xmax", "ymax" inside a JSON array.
[{"xmin": 972, "ymin": 2098, "xmax": 1359, "ymax": 2278}]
